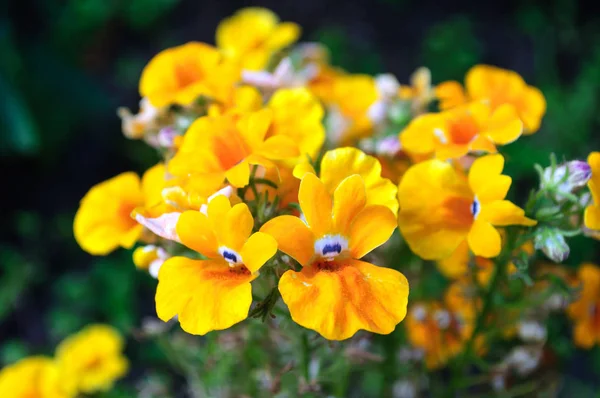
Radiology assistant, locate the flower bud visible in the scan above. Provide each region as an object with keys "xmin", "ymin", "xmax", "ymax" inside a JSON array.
[
  {"xmin": 541, "ymin": 160, "xmax": 592, "ymax": 199},
  {"xmin": 534, "ymin": 227, "xmax": 570, "ymax": 263}
]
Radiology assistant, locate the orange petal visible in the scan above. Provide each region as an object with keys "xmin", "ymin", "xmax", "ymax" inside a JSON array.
[
  {"xmin": 156, "ymin": 257, "xmax": 254, "ymax": 335},
  {"xmin": 239, "ymin": 232, "xmax": 278, "ymax": 273},
  {"xmin": 349, "ymin": 205, "xmax": 397, "ymax": 258},
  {"xmin": 332, "ymin": 175, "xmax": 366, "ymax": 235},
  {"xmin": 278, "ymin": 259, "xmax": 409, "ymax": 340},
  {"xmin": 261, "ymin": 215, "xmax": 315, "ymax": 266},
  {"xmin": 478, "ymin": 200, "xmax": 537, "ymax": 227},
  {"xmin": 298, "ymin": 173, "xmax": 332, "ymax": 237},
  {"xmin": 176, "ymin": 211, "xmax": 219, "ymax": 257},
  {"xmin": 467, "ymin": 220, "xmax": 501, "ymax": 258}
]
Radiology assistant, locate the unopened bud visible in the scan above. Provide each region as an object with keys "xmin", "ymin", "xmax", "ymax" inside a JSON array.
[
  {"xmin": 541, "ymin": 160, "xmax": 592, "ymax": 200},
  {"xmin": 534, "ymin": 227, "xmax": 570, "ymax": 263}
]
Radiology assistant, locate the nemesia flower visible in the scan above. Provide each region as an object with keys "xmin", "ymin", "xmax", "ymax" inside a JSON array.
[
  {"xmin": 74, "ymin": 169, "xmax": 157, "ymax": 255},
  {"xmin": 436, "ymin": 64, "xmax": 546, "ymax": 134},
  {"xmin": 0, "ymin": 356, "xmax": 74, "ymax": 398},
  {"xmin": 261, "ymin": 173, "xmax": 409, "ymax": 340},
  {"xmin": 168, "ymin": 109, "xmax": 300, "ymax": 188},
  {"xmin": 293, "ymin": 147, "xmax": 398, "ymax": 214},
  {"xmin": 400, "ymin": 101, "xmax": 523, "ymax": 160},
  {"xmin": 584, "ymin": 152, "xmax": 600, "ymax": 234},
  {"xmin": 155, "ymin": 195, "xmax": 277, "ymax": 335},
  {"xmin": 398, "ymin": 154, "xmax": 536, "ymax": 259},
  {"xmin": 216, "ymin": 7, "xmax": 300, "ymax": 71},
  {"xmin": 567, "ymin": 263, "xmax": 600, "ymax": 348},
  {"xmin": 117, "ymin": 97, "xmax": 163, "ymax": 140},
  {"xmin": 398, "ymin": 67, "xmax": 434, "ymax": 114},
  {"xmin": 55, "ymin": 325, "xmax": 128, "ymax": 394},
  {"xmin": 133, "ymin": 245, "xmax": 170, "ymax": 279},
  {"xmin": 139, "ymin": 42, "xmax": 239, "ymax": 107}
]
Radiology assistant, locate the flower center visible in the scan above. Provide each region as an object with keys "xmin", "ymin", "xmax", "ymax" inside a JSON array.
[
  {"xmin": 448, "ymin": 115, "xmax": 479, "ymax": 144},
  {"xmin": 218, "ymin": 246, "xmax": 243, "ymax": 266},
  {"xmin": 471, "ymin": 196, "xmax": 481, "ymax": 219},
  {"xmin": 314, "ymin": 235, "xmax": 349, "ymax": 260}
]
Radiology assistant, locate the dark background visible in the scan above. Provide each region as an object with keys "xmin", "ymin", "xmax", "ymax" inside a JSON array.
[{"xmin": 1, "ymin": 0, "xmax": 600, "ymax": 394}]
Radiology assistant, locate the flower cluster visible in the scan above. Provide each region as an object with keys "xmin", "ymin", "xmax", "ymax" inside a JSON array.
[
  {"xmin": 0, "ymin": 325, "xmax": 128, "ymax": 397},
  {"xmin": 72, "ymin": 6, "xmax": 600, "ymax": 395}
]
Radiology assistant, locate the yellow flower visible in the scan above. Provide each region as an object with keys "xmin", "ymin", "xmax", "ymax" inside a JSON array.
[
  {"xmin": 584, "ymin": 152, "xmax": 600, "ymax": 233},
  {"xmin": 0, "ymin": 356, "xmax": 73, "ymax": 398},
  {"xmin": 168, "ymin": 109, "xmax": 300, "ymax": 188},
  {"xmin": 216, "ymin": 7, "xmax": 300, "ymax": 71},
  {"xmin": 293, "ymin": 147, "xmax": 399, "ymax": 215},
  {"xmin": 400, "ymin": 101, "xmax": 523, "ymax": 160},
  {"xmin": 398, "ymin": 67, "xmax": 434, "ymax": 113},
  {"xmin": 261, "ymin": 173, "xmax": 409, "ymax": 340},
  {"xmin": 567, "ymin": 263, "xmax": 600, "ymax": 348},
  {"xmin": 436, "ymin": 64, "xmax": 546, "ymax": 134},
  {"xmin": 329, "ymin": 74, "xmax": 379, "ymax": 144},
  {"xmin": 267, "ymin": 87, "xmax": 325, "ymax": 161},
  {"xmin": 437, "ymin": 239, "xmax": 533, "ymax": 285},
  {"xmin": 398, "ymin": 154, "xmax": 536, "ymax": 260},
  {"xmin": 139, "ymin": 42, "xmax": 239, "ymax": 107},
  {"xmin": 156, "ymin": 195, "xmax": 277, "ymax": 335},
  {"xmin": 74, "ymin": 171, "xmax": 146, "ymax": 255},
  {"xmin": 55, "ymin": 325, "xmax": 128, "ymax": 394}
]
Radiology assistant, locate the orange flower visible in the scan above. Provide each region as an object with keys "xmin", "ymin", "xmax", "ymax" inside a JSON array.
[
  {"xmin": 261, "ymin": 173, "xmax": 409, "ymax": 340},
  {"xmin": 436, "ymin": 65, "xmax": 546, "ymax": 134}
]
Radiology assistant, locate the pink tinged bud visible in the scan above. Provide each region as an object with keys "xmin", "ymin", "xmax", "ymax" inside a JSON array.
[
  {"xmin": 157, "ymin": 127, "xmax": 177, "ymax": 148},
  {"xmin": 374, "ymin": 73, "xmax": 400, "ymax": 100},
  {"xmin": 376, "ymin": 136, "xmax": 402, "ymax": 157},
  {"xmin": 135, "ymin": 212, "xmax": 181, "ymax": 242},
  {"xmin": 542, "ymin": 160, "xmax": 592, "ymax": 196}
]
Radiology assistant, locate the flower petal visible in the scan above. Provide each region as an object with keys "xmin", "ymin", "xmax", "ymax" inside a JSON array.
[
  {"xmin": 156, "ymin": 257, "xmax": 255, "ymax": 335},
  {"xmin": 332, "ymin": 175, "xmax": 367, "ymax": 235},
  {"xmin": 468, "ymin": 153, "xmax": 504, "ymax": 193},
  {"xmin": 278, "ymin": 259, "xmax": 409, "ymax": 340},
  {"xmin": 216, "ymin": 202, "xmax": 254, "ymax": 253},
  {"xmin": 467, "ymin": 220, "xmax": 501, "ymax": 258},
  {"xmin": 261, "ymin": 215, "xmax": 315, "ymax": 266},
  {"xmin": 239, "ymin": 232, "xmax": 278, "ymax": 273},
  {"xmin": 225, "ymin": 160, "xmax": 251, "ymax": 188},
  {"xmin": 258, "ymin": 135, "xmax": 300, "ymax": 160},
  {"xmin": 483, "ymin": 104, "xmax": 523, "ymax": 145},
  {"xmin": 349, "ymin": 205, "xmax": 396, "ymax": 258},
  {"xmin": 135, "ymin": 211, "xmax": 181, "ymax": 242},
  {"xmin": 476, "ymin": 175, "xmax": 512, "ymax": 203},
  {"xmin": 176, "ymin": 210, "xmax": 218, "ymax": 257},
  {"xmin": 437, "ymin": 241, "xmax": 470, "ymax": 279},
  {"xmin": 292, "ymin": 161, "xmax": 317, "ymax": 179},
  {"xmin": 478, "ymin": 200, "xmax": 537, "ymax": 226},
  {"xmin": 298, "ymin": 173, "xmax": 332, "ymax": 237}
]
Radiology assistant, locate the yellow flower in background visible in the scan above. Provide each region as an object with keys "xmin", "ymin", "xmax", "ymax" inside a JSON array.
[
  {"xmin": 168, "ymin": 109, "xmax": 300, "ymax": 189},
  {"xmin": 293, "ymin": 147, "xmax": 399, "ymax": 215},
  {"xmin": 140, "ymin": 42, "xmax": 239, "ymax": 107},
  {"xmin": 55, "ymin": 325, "xmax": 128, "ymax": 394},
  {"xmin": 400, "ymin": 101, "xmax": 523, "ymax": 160},
  {"xmin": 74, "ymin": 172, "xmax": 145, "ymax": 255},
  {"xmin": 328, "ymin": 74, "xmax": 379, "ymax": 144},
  {"xmin": 156, "ymin": 196, "xmax": 277, "ymax": 335},
  {"xmin": 216, "ymin": 7, "xmax": 300, "ymax": 71},
  {"xmin": 0, "ymin": 356, "xmax": 73, "ymax": 398},
  {"xmin": 267, "ymin": 87, "xmax": 325, "ymax": 161},
  {"xmin": 567, "ymin": 263, "xmax": 600, "ymax": 348},
  {"xmin": 261, "ymin": 173, "xmax": 409, "ymax": 340},
  {"xmin": 398, "ymin": 66, "xmax": 434, "ymax": 113},
  {"xmin": 584, "ymin": 152, "xmax": 600, "ymax": 234},
  {"xmin": 436, "ymin": 64, "xmax": 546, "ymax": 134},
  {"xmin": 398, "ymin": 154, "xmax": 536, "ymax": 260}
]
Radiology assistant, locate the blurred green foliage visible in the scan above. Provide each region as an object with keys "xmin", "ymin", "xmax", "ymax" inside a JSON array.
[{"xmin": 1, "ymin": 0, "xmax": 600, "ymax": 395}]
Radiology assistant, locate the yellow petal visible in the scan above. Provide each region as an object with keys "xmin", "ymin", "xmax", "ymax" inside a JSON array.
[
  {"xmin": 399, "ymin": 113, "xmax": 438, "ymax": 156},
  {"xmin": 483, "ymin": 104, "xmax": 523, "ymax": 144},
  {"xmin": 258, "ymin": 135, "xmax": 301, "ymax": 159},
  {"xmin": 215, "ymin": 203, "xmax": 254, "ymax": 253},
  {"xmin": 156, "ymin": 257, "xmax": 255, "ymax": 335},
  {"xmin": 468, "ymin": 135, "xmax": 497, "ymax": 154},
  {"xmin": 141, "ymin": 163, "xmax": 167, "ymax": 208},
  {"xmin": 225, "ymin": 160, "xmax": 251, "ymax": 188},
  {"xmin": 292, "ymin": 161, "xmax": 317, "ymax": 179},
  {"xmin": 397, "ymin": 159, "xmax": 473, "ymax": 260},
  {"xmin": 349, "ymin": 205, "xmax": 397, "ymax": 258},
  {"xmin": 261, "ymin": 215, "xmax": 315, "ymax": 266},
  {"xmin": 332, "ymin": 175, "xmax": 367, "ymax": 235},
  {"xmin": 468, "ymin": 153, "xmax": 505, "ymax": 193},
  {"xmin": 298, "ymin": 173, "xmax": 332, "ymax": 237},
  {"xmin": 435, "ymin": 81, "xmax": 467, "ymax": 110},
  {"xmin": 237, "ymin": 108, "xmax": 272, "ymax": 150},
  {"xmin": 176, "ymin": 211, "xmax": 219, "ymax": 258},
  {"xmin": 437, "ymin": 241, "xmax": 470, "ymax": 279},
  {"xmin": 478, "ymin": 200, "xmax": 537, "ymax": 226},
  {"xmin": 467, "ymin": 220, "xmax": 501, "ymax": 258},
  {"xmin": 278, "ymin": 259, "xmax": 409, "ymax": 340},
  {"xmin": 265, "ymin": 22, "xmax": 301, "ymax": 50},
  {"xmin": 519, "ymin": 86, "xmax": 546, "ymax": 134},
  {"xmin": 584, "ymin": 203, "xmax": 600, "ymax": 231},
  {"xmin": 475, "ymin": 175, "xmax": 512, "ymax": 203},
  {"xmin": 239, "ymin": 232, "xmax": 278, "ymax": 273}
]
